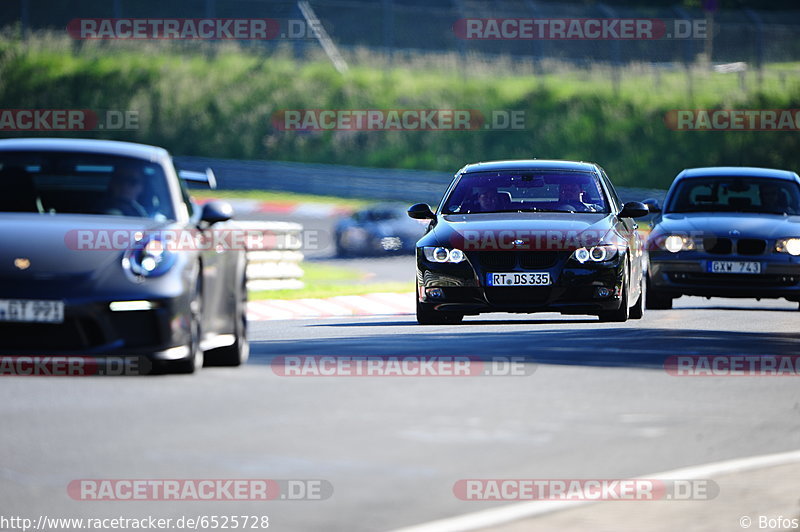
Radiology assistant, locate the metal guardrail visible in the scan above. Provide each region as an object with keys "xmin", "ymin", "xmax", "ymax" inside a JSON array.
[
  {"xmin": 201, "ymin": 161, "xmax": 668, "ymax": 292},
  {"xmin": 178, "ymin": 156, "xmax": 667, "ymax": 206},
  {"xmin": 234, "ymin": 221, "xmax": 305, "ymax": 291}
]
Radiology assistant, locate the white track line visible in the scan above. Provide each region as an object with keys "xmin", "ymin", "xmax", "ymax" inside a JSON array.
[
  {"xmin": 328, "ymin": 295, "xmax": 400, "ymax": 315},
  {"xmin": 295, "ymin": 298, "xmax": 355, "ymax": 317},
  {"xmin": 390, "ymin": 448, "xmax": 800, "ymax": 532},
  {"xmin": 363, "ymin": 292, "xmax": 415, "ymax": 313},
  {"xmin": 265, "ymin": 299, "xmax": 326, "ymax": 318}
]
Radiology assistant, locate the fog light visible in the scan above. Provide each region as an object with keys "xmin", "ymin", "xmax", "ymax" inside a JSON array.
[
  {"xmin": 426, "ymin": 288, "xmax": 445, "ymax": 299},
  {"xmin": 594, "ymin": 287, "xmax": 611, "ymax": 298},
  {"xmin": 109, "ymin": 300, "xmax": 157, "ymax": 311}
]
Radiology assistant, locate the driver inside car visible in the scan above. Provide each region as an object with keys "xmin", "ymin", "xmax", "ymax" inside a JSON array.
[
  {"xmin": 759, "ymin": 182, "xmax": 792, "ymax": 213},
  {"xmin": 558, "ymin": 182, "xmax": 601, "ymax": 212},
  {"xmin": 98, "ymin": 165, "xmax": 149, "ymax": 217}
]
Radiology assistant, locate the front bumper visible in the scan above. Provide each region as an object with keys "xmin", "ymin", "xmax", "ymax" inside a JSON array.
[
  {"xmin": 648, "ymin": 250, "xmax": 800, "ymax": 300},
  {"xmin": 416, "ymin": 249, "xmax": 627, "ymax": 315},
  {"xmin": 0, "ymin": 294, "xmax": 193, "ymax": 359}
]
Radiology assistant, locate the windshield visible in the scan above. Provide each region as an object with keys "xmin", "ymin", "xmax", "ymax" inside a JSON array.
[
  {"xmin": 666, "ymin": 177, "xmax": 800, "ymax": 215},
  {"xmin": 0, "ymin": 151, "xmax": 176, "ymax": 220},
  {"xmin": 441, "ymin": 170, "xmax": 609, "ymax": 214}
]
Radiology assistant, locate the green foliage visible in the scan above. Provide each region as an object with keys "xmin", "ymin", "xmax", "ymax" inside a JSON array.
[{"xmin": 1, "ymin": 33, "xmax": 799, "ymax": 189}]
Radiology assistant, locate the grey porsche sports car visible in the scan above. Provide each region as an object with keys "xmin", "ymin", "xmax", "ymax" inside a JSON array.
[
  {"xmin": 0, "ymin": 138, "xmax": 248, "ymax": 374},
  {"xmin": 645, "ymin": 166, "xmax": 800, "ymax": 309}
]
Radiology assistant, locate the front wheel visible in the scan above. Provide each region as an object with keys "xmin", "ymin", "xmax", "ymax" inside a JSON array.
[
  {"xmin": 206, "ymin": 274, "xmax": 249, "ymax": 367},
  {"xmin": 629, "ymin": 278, "xmax": 644, "ymax": 320},
  {"xmin": 167, "ymin": 277, "xmax": 204, "ymax": 374},
  {"xmin": 645, "ymin": 275, "xmax": 673, "ymax": 310},
  {"xmin": 416, "ymin": 299, "xmax": 463, "ymax": 325},
  {"xmin": 597, "ymin": 280, "xmax": 629, "ymax": 323}
]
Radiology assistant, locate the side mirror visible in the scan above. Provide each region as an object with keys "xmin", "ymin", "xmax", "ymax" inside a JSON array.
[
  {"xmin": 200, "ymin": 200, "xmax": 234, "ymax": 225},
  {"xmin": 407, "ymin": 203, "xmax": 435, "ymax": 220},
  {"xmin": 642, "ymin": 198, "xmax": 661, "ymax": 213},
  {"xmin": 619, "ymin": 201, "xmax": 649, "ymax": 219}
]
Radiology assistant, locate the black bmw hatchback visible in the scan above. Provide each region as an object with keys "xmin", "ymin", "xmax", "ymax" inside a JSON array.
[{"xmin": 408, "ymin": 160, "xmax": 649, "ymax": 324}]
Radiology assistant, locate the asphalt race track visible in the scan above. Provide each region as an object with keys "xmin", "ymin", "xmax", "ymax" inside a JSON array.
[{"xmin": 2, "ymin": 296, "xmax": 800, "ymax": 531}]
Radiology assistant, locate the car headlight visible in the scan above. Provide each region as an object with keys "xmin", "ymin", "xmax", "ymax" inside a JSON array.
[
  {"xmin": 658, "ymin": 234, "xmax": 696, "ymax": 253},
  {"xmin": 123, "ymin": 237, "xmax": 176, "ymax": 277},
  {"xmin": 776, "ymin": 238, "xmax": 800, "ymax": 256},
  {"xmin": 423, "ymin": 246, "xmax": 466, "ymax": 263},
  {"xmin": 571, "ymin": 244, "xmax": 620, "ymax": 264}
]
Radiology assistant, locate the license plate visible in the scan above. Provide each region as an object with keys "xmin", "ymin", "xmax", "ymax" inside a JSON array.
[
  {"xmin": 707, "ymin": 261, "xmax": 762, "ymax": 274},
  {"xmin": 487, "ymin": 272, "xmax": 551, "ymax": 286},
  {"xmin": 0, "ymin": 299, "xmax": 64, "ymax": 323}
]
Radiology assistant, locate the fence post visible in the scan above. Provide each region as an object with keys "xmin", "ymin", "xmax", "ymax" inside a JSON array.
[
  {"xmin": 205, "ymin": 0, "xmax": 216, "ymax": 18},
  {"xmin": 673, "ymin": 7, "xmax": 695, "ymax": 68},
  {"xmin": 744, "ymin": 8, "xmax": 764, "ymax": 90},
  {"xmin": 20, "ymin": 0, "xmax": 29, "ymax": 38},
  {"xmin": 451, "ymin": 0, "xmax": 468, "ymax": 79},
  {"xmin": 382, "ymin": 0, "xmax": 394, "ymax": 66},
  {"xmin": 523, "ymin": 0, "xmax": 544, "ymax": 77},
  {"xmin": 597, "ymin": 3, "xmax": 621, "ymax": 97}
]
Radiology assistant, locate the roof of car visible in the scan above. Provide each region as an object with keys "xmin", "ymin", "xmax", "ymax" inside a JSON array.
[
  {"xmin": 460, "ymin": 160, "xmax": 599, "ymax": 173},
  {"xmin": 0, "ymin": 138, "xmax": 170, "ymax": 161},
  {"xmin": 677, "ymin": 167, "xmax": 799, "ymax": 181}
]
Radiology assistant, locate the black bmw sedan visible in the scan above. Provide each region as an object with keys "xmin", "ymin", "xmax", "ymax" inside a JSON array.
[
  {"xmin": 408, "ymin": 160, "xmax": 649, "ymax": 324},
  {"xmin": 0, "ymin": 138, "xmax": 248, "ymax": 374},
  {"xmin": 645, "ymin": 166, "xmax": 800, "ymax": 310}
]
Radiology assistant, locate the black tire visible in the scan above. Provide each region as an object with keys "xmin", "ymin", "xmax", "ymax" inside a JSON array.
[
  {"xmin": 629, "ymin": 278, "xmax": 644, "ymax": 320},
  {"xmin": 645, "ymin": 275, "xmax": 673, "ymax": 310},
  {"xmin": 168, "ymin": 277, "xmax": 203, "ymax": 374},
  {"xmin": 205, "ymin": 274, "xmax": 249, "ymax": 367},
  {"xmin": 598, "ymin": 278, "xmax": 629, "ymax": 323},
  {"xmin": 416, "ymin": 299, "xmax": 463, "ymax": 325},
  {"xmin": 335, "ymin": 237, "xmax": 349, "ymax": 258}
]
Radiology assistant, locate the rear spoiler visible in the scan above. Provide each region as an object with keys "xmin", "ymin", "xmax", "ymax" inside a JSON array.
[{"xmin": 178, "ymin": 168, "xmax": 217, "ymax": 189}]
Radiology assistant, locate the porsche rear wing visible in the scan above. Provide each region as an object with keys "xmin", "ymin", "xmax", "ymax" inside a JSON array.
[{"xmin": 178, "ymin": 168, "xmax": 217, "ymax": 189}]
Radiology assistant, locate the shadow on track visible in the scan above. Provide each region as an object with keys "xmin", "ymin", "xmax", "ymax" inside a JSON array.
[
  {"xmin": 248, "ymin": 328, "xmax": 800, "ymax": 372},
  {"xmin": 311, "ymin": 318, "xmax": 599, "ymax": 327}
]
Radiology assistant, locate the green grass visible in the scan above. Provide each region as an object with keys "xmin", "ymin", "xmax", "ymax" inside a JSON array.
[
  {"xmin": 248, "ymin": 262, "xmax": 413, "ymax": 300},
  {"xmin": 190, "ymin": 188, "xmax": 369, "ymax": 209},
  {"xmin": 2, "ymin": 32, "xmax": 800, "ymax": 189}
]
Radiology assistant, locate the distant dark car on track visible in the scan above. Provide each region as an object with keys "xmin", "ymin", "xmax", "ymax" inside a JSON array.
[
  {"xmin": 408, "ymin": 160, "xmax": 649, "ymax": 324},
  {"xmin": 0, "ymin": 138, "xmax": 248, "ymax": 373},
  {"xmin": 645, "ymin": 166, "xmax": 800, "ymax": 310},
  {"xmin": 334, "ymin": 203, "xmax": 426, "ymax": 257}
]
